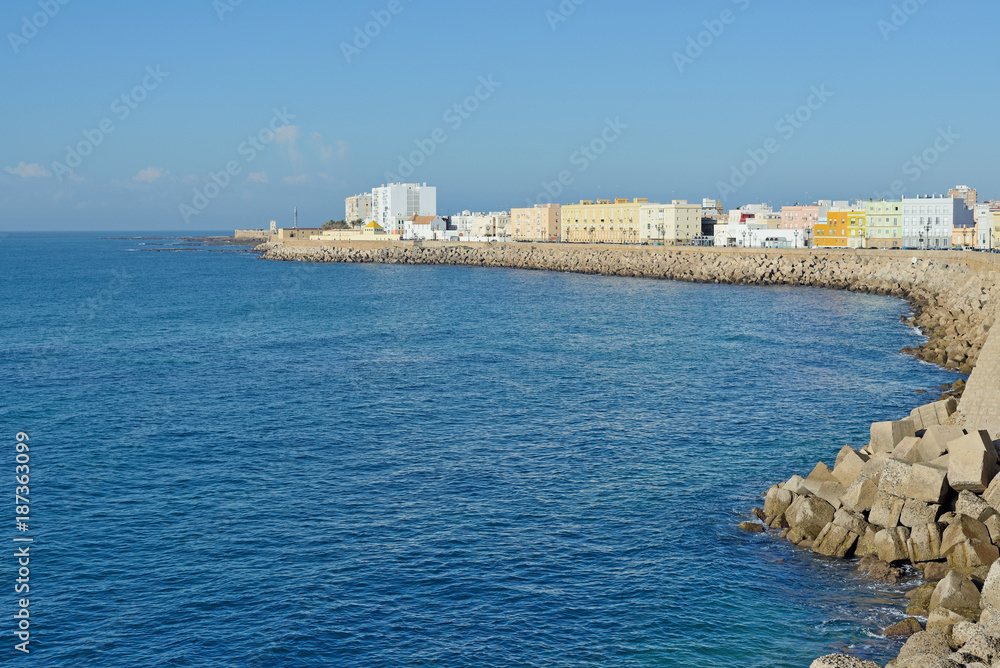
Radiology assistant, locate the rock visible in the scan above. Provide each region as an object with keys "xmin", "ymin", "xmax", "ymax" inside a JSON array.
[
  {"xmin": 739, "ymin": 521, "xmax": 765, "ymax": 532},
  {"xmin": 875, "ymin": 526, "xmax": 912, "ymax": 563},
  {"xmin": 858, "ymin": 556, "xmax": 903, "ymax": 583},
  {"xmin": 930, "ymin": 570, "xmax": 982, "ymax": 614},
  {"xmin": 985, "ymin": 514, "xmax": 1000, "ymax": 544},
  {"xmin": 980, "ymin": 560, "xmax": 1000, "ymax": 611},
  {"xmin": 812, "ymin": 522, "xmax": 859, "ymax": 558},
  {"xmin": 907, "ymin": 462, "xmax": 951, "ymax": 504},
  {"xmin": 833, "ymin": 507, "xmax": 870, "ymax": 535},
  {"xmin": 884, "ymin": 617, "xmax": 924, "ymax": 637},
  {"xmin": 941, "ymin": 514, "xmax": 1000, "ymax": 568},
  {"xmin": 807, "ymin": 461, "xmax": 837, "ymax": 483},
  {"xmin": 768, "ymin": 513, "xmax": 789, "ymax": 529},
  {"xmin": 855, "ymin": 528, "xmax": 879, "ymax": 558},
  {"xmin": 786, "ymin": 495, "xmax": 836, "ymax": 536},
  {"xmin": 948, "ymin": 430, "xmax": 998, "ymax": 493},
  {"xmin": 926, "ymin": 606, "xmax": 975, "ymax": 634},
  {"xmin": 894, "ymin": 629, "xmax": 952, "ymax": 664},
  {"xmin": 901, "ymin": 499, "xmax": 943, "ymax": 528},
  {"xmin": 858, "ymin": 452, "xmax": 891, "ymax": 482},
  {"xmin": 892, "ymin": 436, "xmax": 923, "ymax": 464},
  {"xmin": 924, "ymin": 562, "xmax": 950, "ymax": 581},
  {"xmin": 833, "ymin": 445, "xmax": 870, "ymax": 487},
  {"xmin": 907, "ymin": 582, "xmax": 938, "ymax": 616},
  {"xmin": 813, "ymin": 480, "xmax": 845, "ymax": 510},
  {"xmin": 983, "ymin": 475, "xmax": 1000, "ymax": 514},
  {"xmin": 787, "ymin": 525, "xmax": 815, "ymax": 544},
  {"xmin": 951, "ymin": 620, "xmax": 978, "ymax": 648},
  {"xmin": 956, "ymin": 631, "xmax": 1000, "ymax": 664},
  {"xmin": 752, "ymin": 507, "xmax": 767, "ymax": 521},
  {"xmin": 907, "ymin": 522, "xmax": 945, "ymax": 563},
  {"xmin": 809, "ymin": 655, "xmax": 882, "ymax": 668},
  {"xmin": 870, "ymin": 491, "xmax": 906, "ymax": 528},
  {"xmin": 881, "ymin": 459, "xmax": 914, "ymax": 497},
  {"xmin": 871, "ymin": 418, "xmax": 917, "ymax": 454},
  {"xmin": 765, "ymin": 486, "xmax": 794, "ymax": 519},
  {"xmin": 783, "ymin": 474, "xmax": 811, "ymax": 496},
  {"xmin": 841, "ymin": 477, "xmax": 880, "ymax": 513},
  {"xmin": 956, "ymin": 490, "xmax": 996, "ymax": 522},
  {"xmin": 920, "ymin": 425, "xmax": 966, "ymax": 460}
]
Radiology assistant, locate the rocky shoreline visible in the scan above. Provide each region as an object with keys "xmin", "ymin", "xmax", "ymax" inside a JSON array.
[{"xmin": 256, "ymin": 241, "xmax": 1000, "ymax": 667}]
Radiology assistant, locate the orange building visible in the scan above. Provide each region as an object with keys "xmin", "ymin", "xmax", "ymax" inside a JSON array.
[{"xmin": 812, "ymin": 210, "xmax": 866, "ymax": 248}]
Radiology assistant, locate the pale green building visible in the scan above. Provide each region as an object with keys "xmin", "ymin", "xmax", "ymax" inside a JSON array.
[{"xmin": 864, "ymin": 200, "xmax": 902, "ymax": 249}]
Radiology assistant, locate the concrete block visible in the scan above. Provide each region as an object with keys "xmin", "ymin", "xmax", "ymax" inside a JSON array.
[
  {"xmin": 891, "ymin": 436, "xmax": 922, "ymax": 464},
  {"xmin": 879, "ymin": 459, "xmax": 912, "ymax": 496},
  {"xmin": 900, "ymin": 498, "xmax": 942, "ymax": 528},
  {"xmin": 840, "ymin": 477, "xmax": 878, "ymax": 513},
  {"xmin": 906, "ymin": 461, "xmax": 950, "ymax": 504},
  {"xmin": 920, "ymin": 425, "xmax": 965, "ymax": 460},
  {"xmin": 870, "ymin": 418, "xmax": 917, "ymax": 454},
  {"xmin": 869, "ymin": 491, "xmax": 905, "ymax": 528},
  {"xmin": 907, "ymin": 522, "xmax": 944, "ymax": 563},
  {"xmin": 874, "ymin": 526, "xmax": 911, "ymax": 563},
  {"xmin": 832, "ymin": 445, "xmax": 868, "ymax": 487},
  {"xmin": 948, "ymin": 430, "xmax": 999, "ymax": 493}
]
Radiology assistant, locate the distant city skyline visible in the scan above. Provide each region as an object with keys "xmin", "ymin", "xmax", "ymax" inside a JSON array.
[{"xmin": 1, "ymin": 0, "xmax": 998, "ymax": 231}]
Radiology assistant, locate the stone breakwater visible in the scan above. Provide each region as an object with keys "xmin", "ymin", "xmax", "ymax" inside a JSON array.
[{"xmin": 257, "ymin": 242, "xmax": 1000, "ymax": 373}]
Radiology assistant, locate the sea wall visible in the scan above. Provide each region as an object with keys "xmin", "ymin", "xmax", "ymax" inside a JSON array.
[{"xmin": 257, "ymin": 241, "xmax": 1000, "ymax": 375}]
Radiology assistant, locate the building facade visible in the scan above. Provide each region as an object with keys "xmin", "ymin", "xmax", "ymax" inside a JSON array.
[
  {"xmin": 901, "ymin": 195, "xmax": 973, "ymax": 249},
  {"xmin": 403, "ymin": 215, "xmax": 447, "ymax": 240},
  {"xmin": 561, "ymin": 198, "xmax": 648, "ymax": 244},
  {"xmin": 949, "ymin": 185, "xmax": 978, "ymax": 209},
  {"xmin": 511, "ymin": 204, "xmax": 561, "ymax": 242},
  {"xmin": 345, "ymin": 192, "xmax": 373, "ymax": 224},
  {"xmin": 814, "ymin": 210, "xmax": 866, "ymax": 248},
  {"xmin": 639, "ymin": 200, "xmax": 703, "ymax": 245},
  {"xmin": 371, "ymin": 183, "xmax": 437, "ymax": 235},
  {"xmin": 864, "ymin": 200, "xmax": 902, "ymax": 249},
  {"xmin": 781, "ymin": 202, "xmax": 833, "ymax": 231},
  {"xmin": 470, "ymin": 212, "xmax": 511, "ymax": 240}
]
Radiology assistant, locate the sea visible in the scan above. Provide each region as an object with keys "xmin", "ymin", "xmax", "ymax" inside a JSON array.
[{"xmin": 0, "ymin": 232, "xmax": 962, "ymax": 667}]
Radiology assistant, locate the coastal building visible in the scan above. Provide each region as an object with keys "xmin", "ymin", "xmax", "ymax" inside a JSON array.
[
  {"xmin": 813, "ymin": 209, "xmax": 866, "ymax": 248},
  {"xmin": 953, "ymin": 224, "xmax": 977, "ymax": 249},
  {"xmin": 780, "ymin": 202, "xmax": 833, "ymax": 231},
  {"xmin": 470, "ymin": 212, "xmax": 511, "ymax": 241},
  {"xmin": 639, "ymin": 200, "xmax": 703, "ymax": 245},
  {"xmin": 864, "ymin": 200, "xmax": 902, "ymax": 249},
  {"xmin": 311, "ymin": 221, "xmax": 388, "ymax": 241},
  {"xmin": 713, "ymin": 223, "xmax": 808, "ymax": 249},
  {"xmin": 345, "ymin": 192, "xmax": 373, "ymax": 225},
  {"xmin": 977, "ymin": 206, "xmax": 1000, "ymax": 250},
  {"xmin": 949, "ymin": 185, "xmax": 978, "ymax": 209},
  {"xmin": 901, "ymin": 195, "xmax": 973, "ymax": 249},
  {"xmin": 511, "ymin": 204, "xmax": 561, "ymax": 242},
  {"xmin": 403, "ymin": 215, "xmax": 447, "ymax": 240},
  {"xmin": 702, "ymin": 198, "xmax": 724, "ymax": 220},
  {"xmin": 275, "ymin": 227, "xmax": 324, "ymax": 240},
  {"xmin": 561, "ymin": 198, "xmax": 648, "ymax": 244},
  {"xmin": 372, "ymin": 182, "xmax": 437, "ymax": 236}
]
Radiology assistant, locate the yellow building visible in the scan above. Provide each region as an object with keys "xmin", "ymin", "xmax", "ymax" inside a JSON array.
[
  {"xmin": 561, "ymin": 198, "xmax": 648, "ymax": 244},
  {"xmin": 511, "ymin": 204, "xmax": 561, "ymax": 242},
  {"xmin": 813, "ymin": 210, "xmax": 866, "ymax": 248},
  {"xmin": 309, "ymin": 221, "xmax": 388, "ymax": 241},
  {"xmin": 952, "ymin": 226, "xmax": 976, "ymax": 249}
]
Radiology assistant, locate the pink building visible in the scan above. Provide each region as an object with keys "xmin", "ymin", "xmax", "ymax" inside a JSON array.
[{"xmin": 781, "ymin": 204, "xmax": 825, "ymax": 231}]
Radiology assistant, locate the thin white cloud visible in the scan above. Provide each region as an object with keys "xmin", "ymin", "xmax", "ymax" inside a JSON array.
[
  {"xmin": 308, "ymin": 133, "xmax": 349, "ymax": 162},
  {"xmin": 245, "ymin": 171, "xmax": 269, "ymax": 184},
  {"xmin": 282, "ymin": 174, "xmax": 310, "ymax": 186},
  {"xmin": 133, "ymin": 167, "xmax": 171, "ymax": 183},
  {"xmin": 5, "ymin": 162, "xmax": 52, "ymax": 178}
]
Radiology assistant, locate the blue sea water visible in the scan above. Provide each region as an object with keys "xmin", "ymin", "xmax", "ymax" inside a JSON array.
[{"xmin": 0, "ymin": 233, "xmax": 962, "ymax": 667}]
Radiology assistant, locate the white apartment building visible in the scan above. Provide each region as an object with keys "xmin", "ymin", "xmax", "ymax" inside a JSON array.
[
  {"xmin": 639, "ymin": 200, "xmax": 703, "ymax": 244},
  {"xmin": 403, "ymin": 215, "xmax": 447, "ymax": 241},
  {"xmin": 345, "ymin": 192, "xmax": 372, "ymax": 224},
  {"xmin": 470, "ymin": 212, "xmax": 511, "ymax": 241},
  {"xmin": 371, "ymin": 183, "xmax": 437, "ymax": 234},
  {"xmin": 901, "ymin": 195, "xmax": 974, "ymax": 249},
  {"xmin": 714, "ymin": 223, "xmax": 809, "ymax": 249}
]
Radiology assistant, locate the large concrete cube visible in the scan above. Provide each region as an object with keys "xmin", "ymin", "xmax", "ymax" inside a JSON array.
[
  {"xmin": 870, "ymin": 418, "xmax": 917, "ymax": 454},
  {"xmin": 948, "ymin": 430, "xmax": 999, "ymax": 493}
]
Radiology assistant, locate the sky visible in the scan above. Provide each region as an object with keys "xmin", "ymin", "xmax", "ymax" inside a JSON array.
[{"xmin": 1, "ymin": 0, "xmax": 998, "ymax": 231}]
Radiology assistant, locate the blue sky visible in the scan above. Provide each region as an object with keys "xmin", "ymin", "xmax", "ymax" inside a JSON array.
[{"xmin": 1, "ymin": 0, "xmax": 997, "ymax": 231}]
